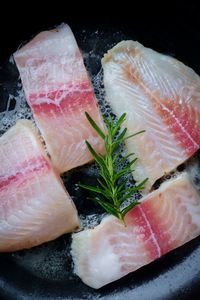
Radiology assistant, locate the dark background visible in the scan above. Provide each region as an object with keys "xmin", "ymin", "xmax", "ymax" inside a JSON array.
[
  {"xmin": 1, "ymin": 2, "xmax": 200, "ymax": 300},
  {"xmin": 0, "ymin": 2, "xmax": 200, "ymax": 68}
]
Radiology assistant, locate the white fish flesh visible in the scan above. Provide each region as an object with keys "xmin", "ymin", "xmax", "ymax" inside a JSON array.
[
  {"xmin": 14, "ymin": 24, "xmax": 105, "ymax": 174},
  {"xmin": 0, "ymin": 120, "xmax": 79, "ymax": 252},
  {"xmin": 102, "ymin": 41, "xmax": 200, "ymax": 192},
  {"xmin": 72, "ymin": 173, "xmax": 200, "ymax": 288}
]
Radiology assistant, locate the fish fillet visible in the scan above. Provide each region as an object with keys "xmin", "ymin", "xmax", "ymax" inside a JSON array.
[
  {"xmin": 0, "ymin": 120, "xmax": 79, "ymax": 252},
  {"xmin": 102, "ymin": 41, "xmax": 200, "ymax": 192},
  {"xmin": 14, "ymin": 24, "xmax": 104, "ymax": 174},
  {"xmin": 72, "ymin": 173, "xmax": 200, "ymax": 288}
]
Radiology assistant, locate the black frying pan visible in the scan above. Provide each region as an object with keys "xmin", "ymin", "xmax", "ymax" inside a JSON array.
[{"xmin": 1, "ymin": 9, "xmax": 200, "ymax": 300}]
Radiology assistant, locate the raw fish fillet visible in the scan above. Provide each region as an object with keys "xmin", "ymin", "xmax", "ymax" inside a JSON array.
[
  {"xmin": 72, "ymin": 173, "xmax": 200, "ymax": 288},
  {"xmin": 0, "ymin": 120, "xmax": 79, "ymax": 252},
  {"xmin": 102, "ymin": 41, "xmax": 200, "ymax": 192},
  {"xmin": 14, "ymin": 24, "xmax": 104, "ymax": 174}
]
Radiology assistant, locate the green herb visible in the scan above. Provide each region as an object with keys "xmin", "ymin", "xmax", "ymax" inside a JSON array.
[{"xmin": 79, "ymin": 112, "xmax": 148, "ymax": 225}]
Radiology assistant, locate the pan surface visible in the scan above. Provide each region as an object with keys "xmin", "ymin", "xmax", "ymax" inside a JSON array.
[{"xmin": 1, "ymin": 11, "xmax": 200, "ymax": 300}]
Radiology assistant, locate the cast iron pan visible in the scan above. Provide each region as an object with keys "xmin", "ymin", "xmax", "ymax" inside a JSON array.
[{"xmin": 1, "ymin": 10, "xmax": 200, "ymax": 300}]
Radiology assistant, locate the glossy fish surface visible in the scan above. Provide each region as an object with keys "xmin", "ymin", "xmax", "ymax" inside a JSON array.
[
  {"xmin": 102, "ymin": 41, "xmax": 200, "ymax": 192},
  {"xmin": 0, "ymin": 120, "xmax": 79, "ymax": 252},
  {"xmin": 14, "ymin": 24, "xmax": 104, "ymax": 174},
  {"xmin": 72, "ymin": 173, "xmax": 200, "ymax": 288}
]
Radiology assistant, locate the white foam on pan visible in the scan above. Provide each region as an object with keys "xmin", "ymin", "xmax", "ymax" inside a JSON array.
[
  {"xmin": 92, "ymin": 68, "xmax": 113, "ymax": 117},
  {"xmin": 0, "ymin": 79, "xmax": 33, "ymax": 136},
  {"xmin": 79, "ymin": 213, "xmax": 106, "ymax": 229}
]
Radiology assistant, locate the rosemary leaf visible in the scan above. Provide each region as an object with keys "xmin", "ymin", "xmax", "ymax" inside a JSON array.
[
  {"xmin": 112, "ymin": 113, "xmax": 126, "ymax": 136},
  {"xmin": 125, "ymin": 130, "xmax": 146, "ymax": 140},
  {"xmin": 92, "ymin": 197, "xmax": 119, "ymax": 218},
  {"xmin": 117, "ymin": 153, "xmax": 135, "ymax": 165},
  {"xmin": 85, "ymin": 112, "xmax": 106, "ymax": 140},
  {"xmin": 121, "ymin": 200, "xmax": 140, "ymax": 218},
  {"xmin": 79, "ymin": 184, "xmax": 108, "ymax": 197},
  {"xmin": 85, "ymin": 141, "xmax": 105, "ymax": 167}
]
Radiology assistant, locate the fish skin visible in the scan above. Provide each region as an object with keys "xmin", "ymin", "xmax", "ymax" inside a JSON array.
[
  {"xmin": 0, "ymin": 120, "xmax": 79, "ymax": 252},
  {"xmin": 71, "ymin": 173, "xmax": 200, "ymax": 289},
  {"xmin": 14, "ymin": 24, "xmax": 105, "ymax": 174},
  {"xmin": 102, "ymin": 41, "xmax": 200, "ymax": 192}
]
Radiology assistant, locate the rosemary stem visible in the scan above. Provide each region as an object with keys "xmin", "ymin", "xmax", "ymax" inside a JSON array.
[{"xmin": 79, "ymin": 112, "xmax": 147, "ymax": 226}]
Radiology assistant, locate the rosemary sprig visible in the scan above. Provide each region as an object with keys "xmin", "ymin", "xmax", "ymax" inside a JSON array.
[{"xmin": 79, "ymin": 112, "xmax": 148, "ymax": 225}]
